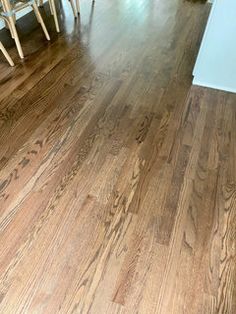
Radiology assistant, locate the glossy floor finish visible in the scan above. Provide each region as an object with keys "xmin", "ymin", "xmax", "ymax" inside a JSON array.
[{"xmin": 0, "ymin": 0, "xmax": 235, "ymax": 313}]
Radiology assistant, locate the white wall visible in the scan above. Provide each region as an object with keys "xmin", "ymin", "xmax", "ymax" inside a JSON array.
[{"xmin": 193, "ymin": 0, "xmax": 236, "ymax": 93}]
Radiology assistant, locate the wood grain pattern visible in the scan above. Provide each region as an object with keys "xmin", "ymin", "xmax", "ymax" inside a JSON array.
[{"xmin": 0, "ymin": 0, "xmax": 235, "ymax": 313}]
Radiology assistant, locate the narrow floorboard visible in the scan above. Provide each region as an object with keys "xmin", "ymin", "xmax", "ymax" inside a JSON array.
[{"xmin": 0, "ymin": 0, "xmax": 235, "ymax": 313}]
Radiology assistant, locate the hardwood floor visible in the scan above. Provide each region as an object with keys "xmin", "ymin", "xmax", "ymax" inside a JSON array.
[{"xmin": 0, "ymin": 0, "xmax": 235, "ymax": 313}]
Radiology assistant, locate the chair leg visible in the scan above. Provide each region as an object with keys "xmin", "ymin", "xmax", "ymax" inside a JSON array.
[
  {"xmin": 31, "ymin": 2, "xmax": 50, "ymax": 41},
  {"xmin": 49, "ymin": 0, "xmax": 60, "ymax": 32},
  {"xmin": 68, "ymin": 0, "xmax": 77, "ymax": 18},
  {"xmin": 8, "ymin": 16, "xmax": 24, "ymax": 58},
  {"xmin": 0, "ymin": 41, "xmax": 14, "ymax": 66},
  {"xmin": 75, "ymin": 0, "xmax": 80, "ymax": 14},
  {"xmin": 1, "ymin": 0, "xmax": 23, "ymax": 58},
  {"xmin": 48, "ymin": 0, "xmax": 53, "ymax": 15},
  {"xmin": 5, "ymin": 19, "xmax": 14, "ymax": 39}
]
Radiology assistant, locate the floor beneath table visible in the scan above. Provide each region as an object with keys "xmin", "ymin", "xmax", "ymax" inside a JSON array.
[{"xmin": 0, "ymin": 0, "xmax": 235, "ymax": 313}]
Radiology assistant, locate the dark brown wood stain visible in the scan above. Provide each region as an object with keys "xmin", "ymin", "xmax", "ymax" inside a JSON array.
[{"xmin": 0, "ymin": 0, "xmax": 235, "ymax": 313}]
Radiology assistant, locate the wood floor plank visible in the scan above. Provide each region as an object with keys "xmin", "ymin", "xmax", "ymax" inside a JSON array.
[{"xmin": 0, "ymin": 0, "xmax": 235, "ymax": 313}]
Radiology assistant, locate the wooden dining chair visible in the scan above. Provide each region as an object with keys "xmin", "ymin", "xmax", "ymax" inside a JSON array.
[
  {"xmin": 0, "ymin": 0, "xmax": 50, "ymax": 58},
  {"xmin": 0, "ymin": 40, "xmax": 14, "ymax": 65},
  {"xmin": 39, "ymin": 0, "xmax": 79, "ymax": 33}
]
